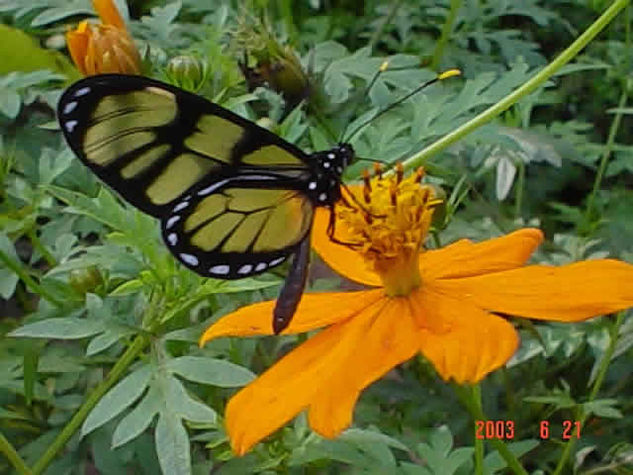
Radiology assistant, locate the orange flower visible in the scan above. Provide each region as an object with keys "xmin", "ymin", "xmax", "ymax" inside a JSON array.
[
  {"xmin": 65, "ymin": 0, "xmax": 141, "ymax": 76},
  {"xmin": 199, "ymin": 166, "xmax": 633, "ymax": 455}
]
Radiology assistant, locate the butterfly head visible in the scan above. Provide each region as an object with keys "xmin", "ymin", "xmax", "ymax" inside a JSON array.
[{"xmin": 309, "ymin": 143, "xmax": 354, "ymax": 206}]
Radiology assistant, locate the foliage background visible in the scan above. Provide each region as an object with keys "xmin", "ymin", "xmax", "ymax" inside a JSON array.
[{"xmin": 1, "ymin": 0, "xmax": 633, "ymax": 473}]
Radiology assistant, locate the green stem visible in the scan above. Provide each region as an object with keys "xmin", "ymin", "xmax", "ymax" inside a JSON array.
[
  {"xmin": 430, "ymin": 0, "xmax": 463, "ymax": 71},
  {"xmin": 583, "ymin": 88, "xmax": 627, "ymax": 229},
  {"xmin": 0, "ymin": 430, "xmax": 32, "ymax": 475},
  {"xmin": 0, "ymin": 250, "xmax": 63, "ymax": 308},
  {"xmin": 455, "ymin": 384, "xmax": 528, "ymax": 475},
  {"xmin": 400, "ymin": 0, "xmax": 631, "ymax": 173},
  {"xmin": 472, "ymin": 385, "xmax": 484, "ymax": 475},
  {"xmin": 582, "ymin": 3, "xmax": 630, "ymax": 230},
  {"xmin": 552, "ymin": 312, "xmax": 625, "ymax": 475},
  {"xmin": 27, "ymin": 228, "xmax": 56, "ymax": 268},
  {"xmin": 31, "ymin": 333, "xmax": 150, "ymax": 474},
  {"xmin": 277, "ymin": 0, "xmax": 297, "ymax": 45}
]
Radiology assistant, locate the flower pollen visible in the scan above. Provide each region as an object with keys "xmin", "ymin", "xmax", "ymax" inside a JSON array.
[{"xmin": 336, "ymin": 165, "xmax": 441, "ymax": 296}]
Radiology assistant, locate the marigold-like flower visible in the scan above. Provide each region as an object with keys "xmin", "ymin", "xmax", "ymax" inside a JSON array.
[
  {"xmin": 200, "ymin": 166, "xmax": 633, "ymax": 455},
  {"xmin": 66, "ymin": 0, "xmax": 141, "ymax": 76}
]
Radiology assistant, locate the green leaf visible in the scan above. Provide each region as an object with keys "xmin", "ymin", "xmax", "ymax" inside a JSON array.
[
  {"xmin": 0, "ymin": 24, "xmax": 78, "ymax": 77},
  {"xmin": 9, "ymin": 317, "xmax": 105, "ymax": 339},
  {"xmin": 165, "ymin": 375, "xmax": 216, "ymax": 424},
  {"xmin": 0, "ymin": 88, "xmax": 20, "ymax": 118},
  {"xmin": 86, "ymin": 325, "xmax": 135, "ymax": 356},
  {"xmin": 166, "ymin": 356, "xmax": 254, "ymax": 387},
  {"xmin": 415, "ymin": 426, "xmax": 473, "ymax": 475},
  {"xmin": 0, "ymin": 232, "xmax": 19, "ymax": 299},
  {"xmin": 111, "ymin": 384, "xmax": 162, "ymax": 448},
  {"xmin": 155, "ymin": 412, "xmax": 191, "ymax": 475},
  {"xmin": 583, "ymin": 399, "xmax": 623, "ymax": 419},
  {"xmin": 81, "ymin": 365, "xmax": 151, "ymax": 437}
]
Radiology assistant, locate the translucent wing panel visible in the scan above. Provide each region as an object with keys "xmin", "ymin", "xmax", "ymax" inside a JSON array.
[
  {"xmin": 161, "ymin": 176, "xmax": 314, "ymax": 279},
  {"xmin": 58, "ymin": 75, "xmax": 312, "ymax": 218}
]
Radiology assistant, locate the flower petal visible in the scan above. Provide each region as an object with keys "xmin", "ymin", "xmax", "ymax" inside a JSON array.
[
  {"xmin": 312, "ymin": 208, "xmax": 382, "ymax": 287},
  {"xmin": 420, "ymin": 228, "xmax": 543, "ymax": 280},
  {"xmin": 415, "ymin": 289, "xmax": 519, "ymax": 384},
  {"xmin": 66, "ymin": 23, "xmax": 90, "ymax": 75},
  {"xmin": 225, "ymin": 296, "xmax": 388, "ymax": 455},
  {"xmin": 432, "ymin": 259, "xmax": 633, "ymax": 322},
  {"xmin": 308, "ymin": 297, "xmax": 419, "ymax": 438},
  {"xmin": 199, "ymin": 289, "xmax": 384, "ymax": 345},
  {"xmin": 93, "ymin": 0, "xmax": 126, "ymax": 29}
]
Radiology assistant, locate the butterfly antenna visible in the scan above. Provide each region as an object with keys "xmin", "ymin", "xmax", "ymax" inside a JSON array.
[
  {"xmin": 342, "ymin": 69, "xmax": 461, "ymax": 144},
  {"xmin": 337, "ymin": 60, "xmax": 391, "ymax": 143}
]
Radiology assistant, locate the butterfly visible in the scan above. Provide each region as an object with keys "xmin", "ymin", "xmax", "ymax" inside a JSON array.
[{"xmin": 57, "ymin": 74, "xmax": 354, "ymax": 334}]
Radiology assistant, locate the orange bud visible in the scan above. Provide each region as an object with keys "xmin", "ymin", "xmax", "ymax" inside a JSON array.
[{"xmin": 65, "ymin": 0, "xmax": 141, "ymax": 76}]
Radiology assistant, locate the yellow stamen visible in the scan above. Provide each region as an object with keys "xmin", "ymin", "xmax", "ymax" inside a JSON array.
[
  {"xmin": 373, "ymin": 162, "xmax": 382, "ymax": 179},
  {"xmin": 335, "ymin": 167, "xmax": 440, "ymax": 296},
  {"xmin": 396, "ymin": 162, "xmax": 404, "ymax": 184},
  {"xmin": 362, "ymin": 169, "xmax": 372, "ymax": 203}
]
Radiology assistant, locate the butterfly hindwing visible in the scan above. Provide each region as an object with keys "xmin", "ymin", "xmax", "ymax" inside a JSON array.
[
  {"xmin": 57, "ymin": 74, "xmax": 312, "ymax": 218},
  {"xmin": 161, "ymin": 174, "xmax": 315, "ymax": 279}
]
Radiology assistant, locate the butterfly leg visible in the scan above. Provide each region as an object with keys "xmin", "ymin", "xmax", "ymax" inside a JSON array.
[
  {"xmin": 326, "ymin": 207, "xmax": 361, "ymax": 249},
  {"xmin": 273, "ymin": 237, "xmax": 311, "ymax": 334}
]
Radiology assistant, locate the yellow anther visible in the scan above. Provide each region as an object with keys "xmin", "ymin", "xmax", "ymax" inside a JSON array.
[
  {"xmin": 373, "ymin": 162, "xmax": 383, "ymax": 179},
  {"xmin": 414, "ymin": 167, "xmax": 425, "ymax": 183},
  {"xmin": 395, "ymin": 162, "xmax": 404, "ymax": 184},
  {"xmin": 438, "ymin": 69, "xmax": 461, "ymax": 81}
]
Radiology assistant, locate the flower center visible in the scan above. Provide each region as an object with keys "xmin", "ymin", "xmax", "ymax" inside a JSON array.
[{"xmin": 335, "ymin": 164, "xmax": 441, "ymax": 296}]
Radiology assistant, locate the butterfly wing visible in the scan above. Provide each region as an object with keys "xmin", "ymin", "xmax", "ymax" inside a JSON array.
[
  {"xmin": 161, "ymin": 173, "xmax": 314, "ymax": 279},
  {"xmin": 57, "ymin": 74, "xmax": 313, "ymax": 218}
]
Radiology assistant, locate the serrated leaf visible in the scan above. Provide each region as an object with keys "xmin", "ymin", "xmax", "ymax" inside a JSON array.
[
  {"xmin": 9, "ymin": 318, "xmax": 105, "ymax": 339},
  {"xmin": 81, "ymin": 365, "xmax": 151, "ymax": 437},
  {"xmin": 166, "ymin": 356, "xmax": 254, "ymax": 387},
  {"xmin": 112, "ymin": 384, "xmax": 162, "ymax": 448},
  {"xmin": 165, "ymin": 376, "xmax": 216, "ymax": 424},
  {"xmin": 155, "ymin": 412, "xmax": 191, "ymax": 475}
]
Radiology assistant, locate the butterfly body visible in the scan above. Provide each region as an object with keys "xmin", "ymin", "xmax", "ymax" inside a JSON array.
[{"xmin": 57, "ymin": 74, "xmax": 353, "ymax": 332}]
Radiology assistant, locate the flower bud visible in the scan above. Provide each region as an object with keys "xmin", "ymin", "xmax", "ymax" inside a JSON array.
[{"xmin": 165, "ymin": 55, "xmax": 208, "ymax": 92}]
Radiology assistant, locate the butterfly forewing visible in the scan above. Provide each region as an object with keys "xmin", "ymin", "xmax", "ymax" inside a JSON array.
[{"xmin": 57, "ymin": 74, "xmax": 312, "ymax": 218}]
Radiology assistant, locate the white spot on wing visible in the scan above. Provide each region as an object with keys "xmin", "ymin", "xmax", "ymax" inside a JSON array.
[
  {"xmin": 198, "ymin": 179, "xmax": 229, "ymax": 196},
  {"xmin": 63, "ymin": 101, "xmax": 77, "ymax": 114},
  {"xmin": 255, "ymin": 262, "xmax": 267, "ymax": 272},
  {"xmin": 165, "ymin": 215, "xmax": 180, "ymax": 229},
  {"xmin": 237, "ymin": 264, "xmax": 253, "ymax": 274},
  {"xmin": 327, "ymin": 153, "xmax": 335, "ymax": 159},
  {"xmin": 74, "ymin": 86, "xmax": 90, "ymax": 97},
  {"xmin": 269, "ymin": 256, "xmax": 285, "ymax": 267},
  {"xmin": 65, "ymin": 120, "xmax": 78, "ymax": 133},
  {"xmin": 323, "ymin": 161, "xmax": 331, "ymax": 169},
  {"xmin": 210, "ymin": 264, "xmax": 230, "ymax": 275},
  {"xmin": 167, "ymin": 233, "xmax": 177, "ymax": 245},
  {"xmin": 308, "ymin": 182, "xmax": 317, "ymax": 190},
  {"xmin": 180, "ymin": 253, "xmax": 199, "ymax": 266},
  {"xmin": 173, "ymin": 201, "xmax": 189, "ymax": 213},
  {"xmin": 318, "ymin": 193, "xmax": 327, "ymax": 202}
]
